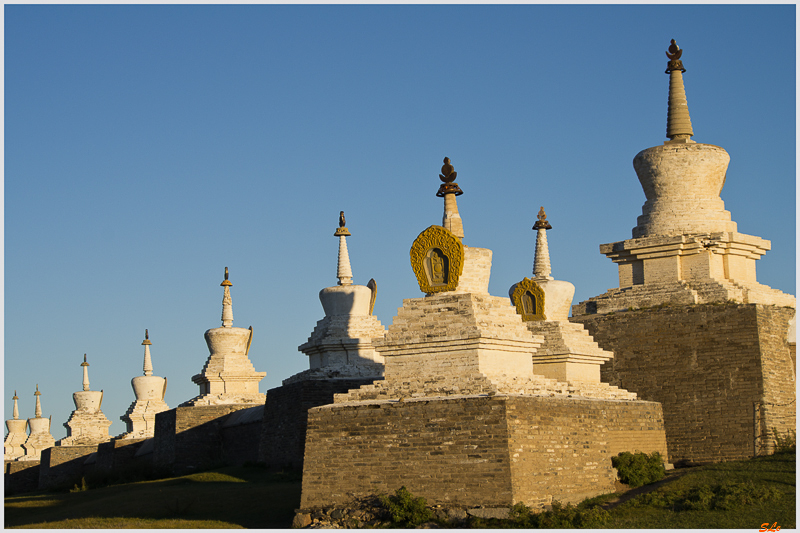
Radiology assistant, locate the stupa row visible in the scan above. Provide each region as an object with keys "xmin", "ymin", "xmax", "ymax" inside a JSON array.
[{"xmin": 5, "ymin": 40, "xmax": 795, "ymax": 511}]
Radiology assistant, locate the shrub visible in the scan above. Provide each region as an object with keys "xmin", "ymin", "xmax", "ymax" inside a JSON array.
[
  {"xmin": 772, "ymin": 429, "xmax": 796, "ymax": 453},
  {"xmin": 70, "ymin": 477, "xmax": 89, "ymax": 493},
  {"xmin": 635, "ymin": 481, "xmax": 783, "ymax": 512},
  {"xmin": 485, "ymin": 501, "xmax": 610, "ymax": 529},
  {"xmin": 612, "ymin": 451, "xmax": 666, "ymax": 488},
  {"xmin": 377, "ymin": 486, "xmax": 433, "ymax": 527}
]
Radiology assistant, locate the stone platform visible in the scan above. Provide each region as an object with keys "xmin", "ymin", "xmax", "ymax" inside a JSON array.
[{"xmin": 300, "ymin": 393, "xmax": 666, "ymax": 509}]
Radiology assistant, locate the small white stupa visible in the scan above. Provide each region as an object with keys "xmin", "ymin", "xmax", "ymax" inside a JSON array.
[
  {"xmin": 118, "ymin": 330, "xmax": 170, "ymax": 439},
  {"xmin": 290, "ymin": 211, "xmax": 386, "ymax": 384},
  {"xmin": 510, "ymin": 208, "xmax": 626, "ymax": 388},
  {"xmin": 59, "ymin": 355, "xmax": 112, "ymax": 446},
  {"xmin": 19, "ymin": 385, "xmax": 55, "ymax": 461},
  {"xmin": 183, "ymin": 268, "xmax": 266, "ymax": 406},
  {"xmin": 4, "ymin": 391, "xmax": 28, "ymax": 460}
]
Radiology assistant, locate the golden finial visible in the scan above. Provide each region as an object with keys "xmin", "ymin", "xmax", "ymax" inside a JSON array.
[
  {"xmin": 533, "ymin": 206, "xmax": 552, "ymax": 230},
  {"xmin": 665, "ymin": 39, "xmax": 686, "ymax": 73},
  {"xmin": 334, "ymin": 210, "xmax": 351, "ymax": 237},
  {"xmin": 221, "ymin": 266, "xmax": 232, "ymax": 287},
  {"xmin": 142, "ymin": 328, "xmax": 152, "ymax": 345},
  {"xmin": 81, "ymin": 353, "xmax": 89, "ymax": 366},
  {"xmin": 436, "ymin": 157, "xmax": 463, "ymax": 197},
  {"xmin": 34, "ymin": 384, "xmax": 40, "ymax": 396}
]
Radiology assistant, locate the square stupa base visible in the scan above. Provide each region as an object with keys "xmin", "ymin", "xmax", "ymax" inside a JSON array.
[{"xmin": 300, "ymin": 394, "xmax": 667, "ymax": 510}]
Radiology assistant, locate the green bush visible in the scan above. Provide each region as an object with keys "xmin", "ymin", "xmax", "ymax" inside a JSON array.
[
  {"xmin": 483, "ymin": 501, "xmax": 609, "ymax": 529},
  {"xmin": 378, "ymin": 486, "xmax": 433, "ymax": 527},
  {"xmin": 772, "ymin": 429, "xmax": 796, "ymax": 453},
  {"xmin": 612, "ymin": 451, "xmax": 666, "ymax": 488},
  {"xmin": 635, "ymin": 480, "xmax": 783, "ymax": 512}
]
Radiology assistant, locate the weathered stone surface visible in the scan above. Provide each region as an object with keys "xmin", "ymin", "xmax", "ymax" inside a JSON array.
[
  {"xmin": 300, "ymin": 395, "xmax": 666, "ymax": 509},
  {"xmin": 153, "ymin": 404, "xmax": 257, "ymax": 473},
  {"xmin": 39, "ymin": 444, "xmax": 98, "ymax": 490},
  {"xmin": 572, "ymin": 303, "xmax": 796, "ymax": 463},
  {"xmin": 258, "ymin": 378, "xmax": 377, "ymax": 471},
  {"xmin": 467, "ymin": 507, "xmax": 510, "ymax": 519}
]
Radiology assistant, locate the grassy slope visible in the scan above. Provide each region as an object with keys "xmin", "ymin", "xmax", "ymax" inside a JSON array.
[
  {"xmin": 603, "ymin": 450, "xmax": 795, "ymax": 529},
  {"xmin": 5, "ymin": 451, "xmax": 795, "ymax": 529},
  {"xmin": 4, "ymin": 467, "xmax": 301, "ymax": 529}
]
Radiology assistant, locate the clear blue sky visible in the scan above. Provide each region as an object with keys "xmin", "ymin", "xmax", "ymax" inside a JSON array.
[{"xmin": 5, "ymin": 5, "xmax": 796, "ymax": 439}]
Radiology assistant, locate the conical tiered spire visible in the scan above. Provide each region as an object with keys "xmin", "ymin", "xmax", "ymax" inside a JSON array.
[
  {"xmin": 81, "ymin": 354, "xmax": 91, "ymax": 391},
  {"xmin": 34, "ymin": 385, "xmax": 42, "ymax": 418},
  {"xmin": 532, "ymin": 207, "xmax": 553, "ymax": 280},
  {"xmin": 221, "ymin": 267, "xmax": 233, "ymax": 327},
  {"xmin": 437, "ymin": 157, "xmax": 464, "ymax": 239},
  {"xmin": 12, "ymin": 391, "xmax": 19, "ymax": 420},
  {"xmin": 665, "ymin": 39, "xmax": 694, "ymax": 143},
  {"xmin": 119, "ymin": 329, "xmax": 169, "ymax": 439},
  {"xmin": 334, "ymin": 211, "xmax": 353, "ymax": 286},
  {"xmin": 142, "ymin": 329, "xmax": 153, "ymax": 376}
]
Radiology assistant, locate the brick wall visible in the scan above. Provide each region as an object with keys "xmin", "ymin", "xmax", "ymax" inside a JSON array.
[
  {"xmin": 39, "ymin": 445, "xmax": 98, "ymax": 489},
  {"xmin": 300, "ymin": 395, "xmax": 666, "ymax": 509},
  {"xmin": 258, "ymin": 378, "xmax": 376, "ymax": 470},
  {"xmin": 754, "ymin": 305, "xmax": 797, "ymax": 453},
  {"xmin": 507, "ymin": 396, "xmax": 667, "ymax": 507},
  {"xmin": 153, "ymin": 405, "xmax": 252, "ymax": 473},
  {"xmin": 5, "ymin": 460, "xmax": 40, "ymax": 494},
  {"xmin": 571, "ymin": 303, "xmax": 796, "ymax": 464},
  {"xmin": 94, "ymin": 438, "xmax": 146, "ymax": 472}
]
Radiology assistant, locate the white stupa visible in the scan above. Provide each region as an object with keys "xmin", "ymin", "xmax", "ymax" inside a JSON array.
[
  {"xmin": 4, "ymin": 391, "xmax": 28, "ymax": 460},
  {"xmin": 290, "ymin": 211, "xmax": 386, "ymax": 384},
  {"xmin": 118, "ymin": 330, "xmax": 170, "ymax": 439},
  {"xmin": 510, "ymin": 208, "xmax": 625, "ymax": 388},
  {"xmin": 19, "ymin": 385, "xmax": 55, "ymax": 461},
  {"xmin": 58, "ymin": 355, "xmax": 112, "ymax": 446},
  {"xmin": 183, "ymin": 268, "xmax": 266, "ymax": 406}
]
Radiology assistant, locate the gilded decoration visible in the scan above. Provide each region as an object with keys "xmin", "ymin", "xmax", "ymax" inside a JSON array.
[
  {"xmin": 410, "ymin": 225, "xmax": 464, "ymax": 294},
  {"xmin": 511, "ymin": 277, "xmax": 546, "ymax": 321}
]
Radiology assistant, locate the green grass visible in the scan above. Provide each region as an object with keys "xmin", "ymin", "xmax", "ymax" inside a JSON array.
[
  {"xmin": 468, "ymin": 450, "xmax": 795, "ymax": 529},
  {"xmin": 4, "ymin": 466, "xmax": 302, "ymax": 529},
  {"xmin": 6, "ymin": 451, "xmax": 794, "ymax": 529},
  {"xmin": 603, "ymin": 450, "xmax": 795, "ymax": 529}
]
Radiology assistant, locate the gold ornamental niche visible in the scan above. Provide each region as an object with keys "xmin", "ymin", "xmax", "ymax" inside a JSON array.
[
  {"xmin": 511, "ymin": 277, "xmax": 546, "ymax": 321},
  {"xmin": 410, "ymin": 225, "xmax": 464, "ymax": 294}
]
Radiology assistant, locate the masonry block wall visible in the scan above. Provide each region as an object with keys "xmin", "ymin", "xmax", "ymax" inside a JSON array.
[
  {"xmin": 95, "ymin": 438, "xmax": 146, "ymax": 472},
  {"xmin": 571, "ymin": 303, "xmax": 796, "ymax": 464},
  {"xmin": 39, "ymin": 445, "xmax": 98, "ymax": 489},
  {"xmin": 258, "ymin": 378, "xmax": 377, "ymax": 470},
  {"xmin": 300, "ymin": 395, "xmax": 666, "ymax": 510},
  {"xmin": 154, "ymin": 405, "xmax": 251, "ymax": 473},
  {"xmin": 5, "ymin": 460, "xmax": 40, "ymax": 494}
]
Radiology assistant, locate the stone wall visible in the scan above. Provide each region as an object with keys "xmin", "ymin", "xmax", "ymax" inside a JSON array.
[
  {"xmin": 220, "ymin": 406, "xmax": 263, "ymax": 466},
  {"xmin": 153, "ymin": 405, "xmax": 252, "ymax": 473},
  {"xmin": 5, "ymin": 460, "xmax": 40, "ymax": 494},
  {"xmin": 39, "ymin": 444, "xmax": 98, "ymax": 490},
  {"xmin": 571, "ymin": 303, "xmax": 796, "ymax": 464},
  {"xmin": 300, "ymin": 395, "xmax": 666, "ymax": 510},
  {"xmin": 258, "ymin": 378, "xmax": 377, "ymax": 470},
  {"xmin": 94, "ymin": 438, "xmax": 146, "ymax": 472}
]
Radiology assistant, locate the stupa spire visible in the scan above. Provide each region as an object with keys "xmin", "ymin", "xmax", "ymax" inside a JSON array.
[
  {"xmin": 142, "ymin": 329, "xmax": 153, "ymax": 376},
  {"xmin": 221, "ymin": 267, "xmax": 233, "ymax": 327},
  {"xmin": 81, "ymin": 354, "xmax": 91, "ymax": 391},
  {"xmin": 34, "ymin": 385, "xmax": 42, "ymax": 418},
  {"xmin": 12, "ymin": 391, "xmax": 19, "ymax": 420},
  {"xmin": 437, "ymin": 157, "xmax": 464, "ymax": 239},
  {"xmin": 334, "ymin": 211, "xmax": 353, "ymax": 285},
  {"xmin": 532, "ymin": 207, "xmax": 553, "ymax": 280},
  {"xmin": 665, "ymin": 39, "xmax": 694, "ymax": 143}
]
